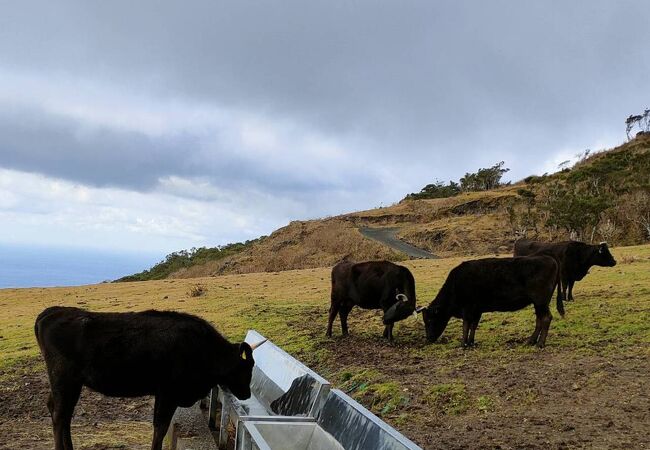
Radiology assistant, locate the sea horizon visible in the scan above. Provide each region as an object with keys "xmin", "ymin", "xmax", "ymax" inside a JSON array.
[{"xmin": 0, "ymin": 244, "xmax": 162, "ymax": 289}]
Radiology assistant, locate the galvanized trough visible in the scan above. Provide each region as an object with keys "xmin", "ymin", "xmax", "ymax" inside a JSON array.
[
  {"xmin": 210, "ymin": 330, "xmax": 421, "ymax": 450},
  {"xmin": 209, "ymin": 330, "xmax": 330, "ymax": 448},
  {"xmin": 237, "ymin": 389, "xmax": 421, "ymax": 450}
]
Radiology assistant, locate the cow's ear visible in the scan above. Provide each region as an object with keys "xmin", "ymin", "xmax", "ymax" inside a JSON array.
[{"xmin": 239, "ymin": 342, "xmax": 252, "ymax": 361}]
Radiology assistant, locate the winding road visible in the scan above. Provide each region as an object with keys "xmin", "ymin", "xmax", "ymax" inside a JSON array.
[{"xmin": 359, "ymin": 227, "xmax": 438, "ymax": 259}]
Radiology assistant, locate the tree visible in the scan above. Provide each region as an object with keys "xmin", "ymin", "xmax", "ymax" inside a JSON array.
[
  {"xmin": 460, "ymin": 161, "xmax": 510, "ymax": 192},
  {"xmin": 543, "ymin": 183, "xmax": 612, "ymax": 242},
  {"xmin": 407, "ymin": 180, "xmax": 461, "ymax": 199},
  {"xmin": 625, "ymin": 109, "xmax": 650, "ymax": 140},
  {"xmin": 622, "ymin": 190, "xmax": 650, "ymax": 240}
]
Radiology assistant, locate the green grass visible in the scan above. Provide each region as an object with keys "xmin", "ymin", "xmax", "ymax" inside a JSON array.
[
  {"xmin": 2, "ymin": 244, "xmax": 650, "ymax": 447},
  {"xmin": 425, "ymin": 382, "xmax": 469, "ymax": 415}
]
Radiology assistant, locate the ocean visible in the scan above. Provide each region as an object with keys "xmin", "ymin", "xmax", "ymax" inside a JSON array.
[{"xmin": 0, "ymin": 244, "xmax": 162, "ymax": 288}]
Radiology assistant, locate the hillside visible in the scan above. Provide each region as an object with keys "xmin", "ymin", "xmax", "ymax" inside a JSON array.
[
  {"xmin": 3, "ymin": 245, "xmax": 650, "ymax": 448},
  {"xmin": 124, "ymin": 133, "xmax": 650, "ymax": 280}
]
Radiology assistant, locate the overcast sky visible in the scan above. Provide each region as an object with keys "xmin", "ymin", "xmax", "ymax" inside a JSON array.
[{"xmin": 0, "ymin": 1, "xmax": 648, "ymax": 255}]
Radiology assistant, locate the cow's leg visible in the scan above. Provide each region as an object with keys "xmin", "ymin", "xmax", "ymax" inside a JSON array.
[
  {"xmin": 49, "ymin": 379, "xmax": 82, "ymax": 450},
  {"xmin": 383, "ymin": 323, "xmax": 394, "ymax": 341},
  {"xmin": 527, "ymin": 313, "xmax": 542, "ymax": 345},
  {"xmin": 151, "ymin": 396, "xmax": 177, "ymax": 450},
  {"xmin": 462, "ymin": 318, "xmax": 470, "ymax": 347},
  {"xmin": 535, "ymin": 305, "xmax": 553, "ymax": 348},
  {"xmin": 326, "ymin": 302, "xmax": 340, "ymax": 337},
  {"xmin": 468, "ymin": 314, "xmax": 481, "ymax": 346},
  {"xmin": 562, "ymin": 275, "xmax": 570, "ymax": 301},
  {"xmin": 568, "ymin": 280, "xmax": 575, "ymax": 301},
  {"xmin": 339, "ymin": 304, "xmax": 352, "ymax": 336}
]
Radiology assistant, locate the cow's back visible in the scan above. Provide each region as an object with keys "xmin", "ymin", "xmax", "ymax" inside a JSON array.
[
  {"xmin": 35, "ymin": 307, "xmax": 229, "ymax": 403},
  {"xmin": 515, "ymin": 240, "xmax": 571, "ymax": 263},
  {"xmin": 513, "ymin": 239, "xmax": 542, "ymax": 256},
  {"xmin": 451, "ymin": 256, "xmax": 558, "ymax": 313},
  {"xmin": 350, "ymin": 261, "xmax": 400, "ymax": 308},
  {"xmin": 331, "ymin": 260, "xmax": 409, "ymax": 309}
]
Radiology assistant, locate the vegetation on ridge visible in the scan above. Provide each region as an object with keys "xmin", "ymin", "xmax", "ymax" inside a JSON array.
[{"xmin": 119, "ymin": 126, "xmax": 650, "ymax": 280}]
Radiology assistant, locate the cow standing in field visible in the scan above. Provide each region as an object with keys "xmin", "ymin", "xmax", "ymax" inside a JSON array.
[
  {"xmin": 417, "ymin": 256, "xmax": 559, "ymax": 348},
  {"xmin": 327, "ymin": 260, "xmax": 417, "ymax": 341},
  {"xmin": 514, "ymin": 240, "xmax": 617, "ymax": 313},
  {"xmin": 35, "ymin": 306, "xmax": 266, "ymax": 450}
]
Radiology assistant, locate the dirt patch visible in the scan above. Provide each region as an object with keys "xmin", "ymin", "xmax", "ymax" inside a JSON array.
[
  {"xmin": 0, "ymin": 358, "xmax": 153, "ymax": 449},
  {"xmin": 320, "ymin": 334, "xmax": 650, "ymax": 449}
]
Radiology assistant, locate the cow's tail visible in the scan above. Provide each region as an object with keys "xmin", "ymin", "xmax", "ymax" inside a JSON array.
[
  {"xmin": 553, "ymin": 262, "xmax": 565, "ymax": 317},
  {"xmin": 402, "ymin": 269, "xmax": 417, "ymax": 312}
]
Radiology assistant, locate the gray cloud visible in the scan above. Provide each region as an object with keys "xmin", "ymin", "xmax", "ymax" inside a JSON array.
[{"xmin": 1, "ymin": 0, "xmax": 649, "ymax": 223}]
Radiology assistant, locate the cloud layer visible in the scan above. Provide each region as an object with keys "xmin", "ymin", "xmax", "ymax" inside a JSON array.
[{"xmin": 1, "ymin": 1, "xmax": 648, "ymax": 252}]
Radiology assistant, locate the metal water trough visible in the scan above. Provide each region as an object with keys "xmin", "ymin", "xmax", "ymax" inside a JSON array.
[
  {"xmin": 209, "ymin": 330, "xmax": 330, "ymax": 448},
  {"xmin": 236, "ymin": 389, "xmax": 421, "ymax": 450},
  {"xmin": 211, "ymin": 330, "xmax": 421, "ymax": 450}
]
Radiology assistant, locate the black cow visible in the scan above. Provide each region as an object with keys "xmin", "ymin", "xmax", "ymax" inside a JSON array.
[
  {"xmin": 327, "ymin": 260, "xmax": 417, "ymax": 341},
  {"xmin": 514, "ymin": 240, "xmax": 616, "ymax": 310},
  {"xmin": 34, "ymin": 306, "xmax": 266, "ymax": 450},
  {"xmin": 417, "ymin": 256, "xmax": 558, "ymax": 348}
]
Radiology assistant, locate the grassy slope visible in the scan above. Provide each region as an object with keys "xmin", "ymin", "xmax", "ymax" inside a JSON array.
[
  {"xmin": 2, "ymin": 245, "xmax": 649, "ymax": 448},
  {"xmin": 154, "ymin": 134, "xmax": 649, "ymax": 278}
]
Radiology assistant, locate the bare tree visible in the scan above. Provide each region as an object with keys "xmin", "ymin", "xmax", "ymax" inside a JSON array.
[
  {"xmin": 623, "ymin": 190, "xmax": 650, "ymax": 240},
  {"xmin": 625, "ymin": 111, "xmax": 650, "ymax": 140},
  {"xmin": 597, "ymin": 217, "xmax": 618, "ymax": 243}
]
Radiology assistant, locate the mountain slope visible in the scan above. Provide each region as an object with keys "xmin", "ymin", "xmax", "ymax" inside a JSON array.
[{"xmin": 123, "ymin": 134, "xmax": 650, "ymax": 279}]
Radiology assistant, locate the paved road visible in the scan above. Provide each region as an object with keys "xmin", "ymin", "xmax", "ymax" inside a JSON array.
[{"xmin": 359, "ymin": 227, "xmax": 438, "ymax": 259}]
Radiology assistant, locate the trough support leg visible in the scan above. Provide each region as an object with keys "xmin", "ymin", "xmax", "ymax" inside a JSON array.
[
  {"xmin": 218, "ymin": 402, "xmax": 231, "ymax": 449},
  {"xmin": 208, "ymin": 387, "xmax": 219, "ymax": 430}
]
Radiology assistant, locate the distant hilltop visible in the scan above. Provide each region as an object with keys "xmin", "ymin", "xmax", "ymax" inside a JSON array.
[{"xmin": 119, "ymin": 133, "xmax": 650, "ymax": 281}]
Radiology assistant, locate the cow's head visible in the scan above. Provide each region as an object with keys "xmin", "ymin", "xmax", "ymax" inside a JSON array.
[
  {"xmin": 221, "ymin": 339, "xmax": 267, "ymax": 400},
  {"xmin": 382, "ymin": 290, "xmax": 414, "ymax": 324},
  {"xmin": 416, "ymin": 304, "xmax": 450, "ymax": 343},
  {"xmin": 594, "ymin": 242, "xmax": 616, "ymax": 267}
]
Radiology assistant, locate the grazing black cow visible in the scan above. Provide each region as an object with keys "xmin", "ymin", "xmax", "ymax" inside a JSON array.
[
  {"xmin": 327, "ymin": 260, "xmax": 417, "ymax": 341},
  {"xmin": 34, "ymin": 306, "xmax": 266, "ymax": 450},
  {"xmin": 514, "ymin": 240, "xmax": 616, "ymax": 309},
  {"xmin": 417, "ymin": 256, "xmax": 558, "ymax": 348}
]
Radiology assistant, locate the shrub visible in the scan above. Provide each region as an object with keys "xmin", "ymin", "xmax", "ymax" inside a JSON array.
[{"xmin": 187, "ymin": 284, "xmax": 207, "ymax": 297}]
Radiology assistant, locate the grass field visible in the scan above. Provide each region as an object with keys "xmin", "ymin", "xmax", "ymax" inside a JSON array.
[{"xmin": 1, "ymin": 245, "xmax": 649, "ymax": 449}]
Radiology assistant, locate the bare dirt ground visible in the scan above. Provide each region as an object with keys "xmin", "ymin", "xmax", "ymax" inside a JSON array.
[
  {"xmin": 4, "ymin": 343, "xmax": 647, "ymax": 450},
  {"xmin": 319, "ymin": 333, "xmax": 650, "ymax": 450},
  {"xmin": 0, "ymin": 358, "xmax": 153, "ymax": 450},
  {"xmin": 1, "ymin": 246, "xmax": 649, "ymax": 449}
]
